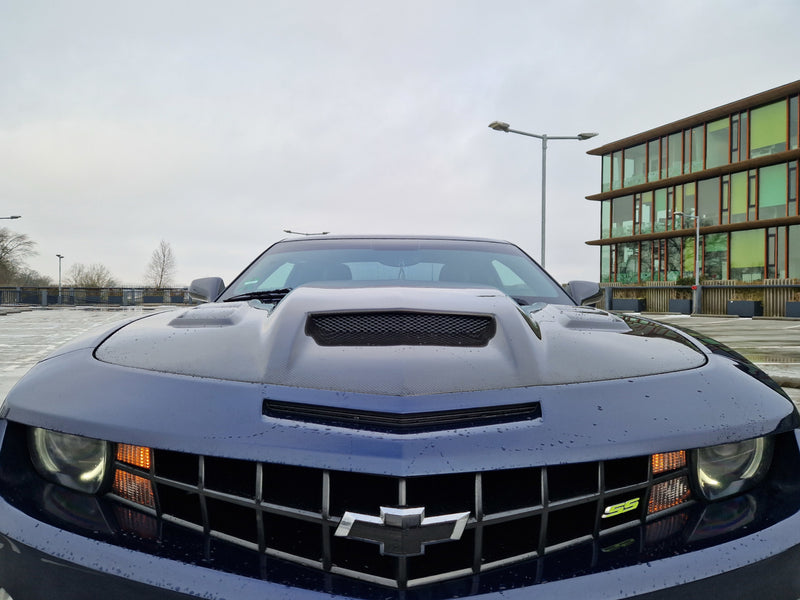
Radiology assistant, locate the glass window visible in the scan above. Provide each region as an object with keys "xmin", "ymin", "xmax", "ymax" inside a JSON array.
[
  {"xmin": 640, "ymin": 192, "xmax": 652, "ymax": 234},
  {"xmin": 790, "ymin": 161, "xmax": 798, "ymax": 216},
  {"xmin": 731, "ymin": 114, "xmax": 740, "ymax": 163},
  {"xmin": 789, "ymin": 225, "xmax": 800, "ymax": 278},
  {"xmin": 721, "ymin": 175, "xmax": 730, "ymax": 224},
  {"xmin": 683, "ymin": 236, "xmax": 696, "ymax": 280},
  {"xmin": 667, "ymin": 238, "xmax": 682, "ymax": 281},
  {"xmin": 684, "ymin": 182, "xmax": 696, "ymax": 221},
  {"xmin": 691, "ymin": 125, "xmax": 705, "ymax": 172},
  {"xmin": 660, "ymin": 136, "xmax": 669, "ymax": 179},
  {"xmin": 767, "ymin": 227, "xmax": 786, "ymax": 279},
  {"xmin": 703, "ymin": 233, "xmax": 727, "ymax": 280},
  {"xmin": 648, "ymin": 140, "xmax": 660, "ymax": 182},
  {"xmin": 758, "ymin": 163, "xmax": 787, "ymax": 220},
  {"xmin": 730, "ymin": 230, "xmax": 765, "ymax": 281},
  {"xmin": 740, "ymin": 112, "xmax": 749, "ymax": 160},
  {"xmin": 749, "ymin": 171, "xmax": 758, "ymax": 221},
  {"xmin": 602, "ymin": 155, "xmax": 611, "ymax": 192},
  {"xmin": 640, "ymin": 241, "xmax": 651, "ymax": 281},
  {"xmin": 683, "ymin": 130, "xmax": 692, "ymax": 174},
  {"xmin": 697, "ymin": 178, "xmax": 720, "ymax": 226},
  {"xmin": 624, "ymin": 144, "xmax": 647, "ymax": 187},
  {"xmin": 611, "ymin": 195, "xmax": 634, "ymax": 236},
  {"xmin": 616, "ymin": 243, "xmax": 638, "ymax": 283},
  {"xmin": 673, "ymin": 185, "xmax": 684, "ymax": 229},
  {"xmin": 601, "ymin": 246, "xmax": 611, "ymax": 282},
  {"xmin": 730, "ymin": 171, "xmax": 747, "ymax": 223},
  {"xmin": 791, "ymin": 96, "xmax": 799, "ymax": 150},
  {"xmin": 706, "ymin": 118, "xmax": 729, "ymax": 169},
  {"xmin": 750, "ymin": 100, "xmax": 787, "ymax": 158},
  {"xmin": 601, "ymin": 201, "xmax": 611, "ymax": 238},
  {"xmin": 654, "ymin": 189, "xmax": 667, "ymax": 233},
  {"xmin": 668, "ymin": 132, "xmax": 682, "ymax": 177},
  {"xmin": 612, "ymin": 151, "xmax": 623, "ymax": 190}
]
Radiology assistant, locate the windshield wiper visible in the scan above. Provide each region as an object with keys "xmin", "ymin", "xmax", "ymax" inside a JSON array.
[{"xmin": 223, "ymin": 289, "xmax": 293, "ymax": 303}]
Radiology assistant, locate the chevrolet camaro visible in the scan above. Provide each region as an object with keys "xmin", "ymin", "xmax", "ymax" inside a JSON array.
[{"xmin": 1, "ymin": 235, "xmax": 800, "ymax": 599}]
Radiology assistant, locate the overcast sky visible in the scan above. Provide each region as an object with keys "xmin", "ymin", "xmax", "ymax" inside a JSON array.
[{"xmin": 2, "ymin": 0, "xmax": 799, "ymax": 286}]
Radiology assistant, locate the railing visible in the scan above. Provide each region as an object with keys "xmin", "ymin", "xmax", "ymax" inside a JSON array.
[
  {"xmin": 599, "ymin": 279, "xmax": 800, "ymax": 317},
  {"xmin": 0, "ymin": 287, "xmax": 190, "ymax": 307}
]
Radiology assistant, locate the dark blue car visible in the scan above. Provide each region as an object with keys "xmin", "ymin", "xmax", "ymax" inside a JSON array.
[{"xmin": 2, "ymin": 236, "xmax": 800, "ymax": 599}]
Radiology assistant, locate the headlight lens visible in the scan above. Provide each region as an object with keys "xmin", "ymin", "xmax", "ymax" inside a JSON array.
[
  {"xmin": 693, "ymin": 436, "xmax": 773, "ymax": 501},
  {"xmin": 28, "ymin": 428, "xmax": 112, "ymax": 494}
]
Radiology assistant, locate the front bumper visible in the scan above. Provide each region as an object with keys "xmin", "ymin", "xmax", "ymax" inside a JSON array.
[{"xmin": 2, "ymin": 490, "xmax": 800, "ymax": 600}]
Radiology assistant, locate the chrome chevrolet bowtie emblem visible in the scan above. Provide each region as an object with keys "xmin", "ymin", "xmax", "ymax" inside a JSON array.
[{"xmin": 334, "ymin": 506, "xmax": 470, "ymax": 557}]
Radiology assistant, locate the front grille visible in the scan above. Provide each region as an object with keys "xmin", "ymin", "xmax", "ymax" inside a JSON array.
[
  {"xmin": 109, "ymin": 450, "xmax": 689, "ymax": 590},
  {"xmin": 306, "ymin": 311, "xmax": 496, "ymax": 346},
  {"xmin": 262, "ymin": 399, "xmax": 542, "ymax": 432}
]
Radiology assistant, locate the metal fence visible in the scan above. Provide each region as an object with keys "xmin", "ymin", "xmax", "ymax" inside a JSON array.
[
  {"xmin": 0, "ymin": 287, "xmax": 190, "ymax": 307},
  {"xmin": 600, "ymin": 279, "xmax": 800, "ymax": 317}
]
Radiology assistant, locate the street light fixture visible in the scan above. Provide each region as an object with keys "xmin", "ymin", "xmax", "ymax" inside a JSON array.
[
  {"xmin": 673, "ymin": 211, "xmax": 701, "ymax": 314},
  {"xmin": 488, "ymin": 121, "xmax": 598, "ymax": 268},
  {"xmin": 56, "ymin": 254, "xmax": 64, "ymax": 305},
  {"xmin": 0, "ymin": 215, "xmax": 21, "ymax": 220},
  {"xmin": 283, "ymin": 229, "xmax": 330, "ymax": 236}
]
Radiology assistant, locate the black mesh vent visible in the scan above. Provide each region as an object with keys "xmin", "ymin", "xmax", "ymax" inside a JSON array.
[
  {"xmin": 306, "ymin": 311, "xmax": 496, "ymax": 347},
  {"xmin": 107, "ymin": 449, "xmax": 692, "ymax": 590}
]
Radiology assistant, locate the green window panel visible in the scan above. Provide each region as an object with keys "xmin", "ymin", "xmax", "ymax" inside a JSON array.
[
  {"xmin": 668, "ymin": 132, "xmax": 682, "ymax": 177},
  {"xmin": 640, "ymin": 192, "xmax": 652, "ymax": 234},
  {"xmin": 758, "ymin": 163, "xmax": 787, "ymax": 220},
  {"xmin": 616, "ymin": 242, "xmax": 639, "ymax": 283},
  {"xmin": 789, "ymin": 225, "xmax": 800, "ymax": 278},
  {"xmin": 667, "ymin": 238, "xmax": 682, "ymax": 281},
  {"xmin": 683, "ymin": 236, "xmax": 696, "ymax": 280},
  {"xmin": 648, "ymin": 139, "xmax": 660, "ymax": 182},
  {"xmin": 706, "ymin": 118, "xmax": 729, "ymax": 169},
  {"xmin": 703, "ymin": 233, "xmax": 728, "ymax": 280},
  {"xmin": 640, "ymin": 241, "xmax": 652, "ymax": 281},
  {"xmin": 654, "ymin": 189, "xmax": 667, "ymax": 232},
  {"xmin": 601, "ymin": 201, "xmax": 611, "ymax": 238},
  {"xmin": 691, "ymin": 125, "xmax": 705, "ymax": 172},
  {"xmin": 612, "ymin": 151, "xmax": 622, "ymax": 190},
  {"xmin": 602, "ymin": 155, "xmax": 612, "ymax": 193},
  {"xmin": 624, "ymin": 144, "xmax": 646, "ymax": 187},
  {"xmin": 791, "ymin": 96, "xmax": 799, "ymax": 150},
  {"xmin": 601, "ymin": 246, "xmax": 611, "ymax": 282},
  {"xmin": 612, "ymin": 195, "xmax": 634, "ymax": 237},
  {"xmin": 697, "ymin": 178, "xmax": 720, "ymax": 226},
  {"xmin": 750, "ymin": 100, "xmax": 787, "ymax": 158},
  {"xmin": 730, "ymin": 229, "xmax": 765, "ymax": 281}
]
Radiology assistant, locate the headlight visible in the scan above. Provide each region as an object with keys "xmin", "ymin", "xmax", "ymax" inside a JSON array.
[
  {"xmin": 692, "ymin": 436, "xmax": 773, "ymax": 501},
  {"xmin": 28, "ymin": 428, "xmax": 112, "ymax": 494}
]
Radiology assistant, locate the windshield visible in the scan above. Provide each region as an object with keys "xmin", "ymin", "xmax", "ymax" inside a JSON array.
[{"xmin": 218, "ymin": 238, "xmax": 575, "ymax": 306}]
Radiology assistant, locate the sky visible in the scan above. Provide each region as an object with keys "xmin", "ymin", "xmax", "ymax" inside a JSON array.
[{"xmin": 1, "ymin": 0, "xmax": 799, "ymax": 287}]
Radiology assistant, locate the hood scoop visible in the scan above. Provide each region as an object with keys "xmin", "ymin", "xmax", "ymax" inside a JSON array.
[{"xmin": 306, "ymin": 311, "xmax": 496, "ymax": 347}]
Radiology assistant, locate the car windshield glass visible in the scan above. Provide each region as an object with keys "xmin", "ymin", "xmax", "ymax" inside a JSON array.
[{"xmin": 218, "ymin": 238, "xmax": 575, "ymax": 306}]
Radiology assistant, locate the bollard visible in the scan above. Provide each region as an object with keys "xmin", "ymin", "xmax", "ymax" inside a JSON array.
[{"xmin": 41, "ymin": 290, "xmax": 47, "ymax": 307}]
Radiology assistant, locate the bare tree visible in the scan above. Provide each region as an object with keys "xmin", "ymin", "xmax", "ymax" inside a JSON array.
[
  {"xmin": 144, "ymin": 240, "xmax": 176, "ymax": 288},
  {"xmin": 66, "ymin": 263, "xmax": 119, "ymax": 288},
  {"xmin": 0, "ymin": 227, "xmax": 38, "ymax": 284}
]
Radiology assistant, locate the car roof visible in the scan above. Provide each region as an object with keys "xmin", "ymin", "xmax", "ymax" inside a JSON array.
[{"xmin": 276, "ymin": 234, "xmax": 515, "ymax": 245}]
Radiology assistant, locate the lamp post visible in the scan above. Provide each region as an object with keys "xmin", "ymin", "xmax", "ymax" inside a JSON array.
[
  {"xmin": 488, "ymin": 121, "xmax": 597, "ymax": 268},
  {"xmin": 56, "ymin": 254, "xmax": 64, "ymax": 305},
  {"xmin": 674, "ymin": 211, "xmax": 701, "ymax": 314}
]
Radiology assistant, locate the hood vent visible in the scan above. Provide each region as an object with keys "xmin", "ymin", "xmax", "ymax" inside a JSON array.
[{"xmin": 306, "ymin": 311, "xmax": 496, "ymax": 347}]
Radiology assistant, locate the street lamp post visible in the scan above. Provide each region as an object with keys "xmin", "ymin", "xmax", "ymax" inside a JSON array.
[
  {"xmin": 674, "ymin": 211, "xmax": 701, "ymax": 314},
  {"xmin": 56, "ymin": 254, "xmax": 64, "ymax": 305},
  {"xmin": 488, "ymin": 121, "xmax": 597, "ymax": 268}
]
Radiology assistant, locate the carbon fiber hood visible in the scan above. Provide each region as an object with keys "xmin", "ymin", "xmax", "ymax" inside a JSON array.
[{"xmin": 94, "ymin": 286, "xmax": 706, "ymax": 395}]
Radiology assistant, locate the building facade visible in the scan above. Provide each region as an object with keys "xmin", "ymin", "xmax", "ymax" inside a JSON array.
[{"xmin": 586, "ymin": 81, "xmax": 800, "ymax": 285}]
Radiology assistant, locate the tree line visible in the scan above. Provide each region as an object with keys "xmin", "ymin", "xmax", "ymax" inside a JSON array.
[{"xmin": 0, "ymin": 228, "xmax": 177, "ymax": 288}]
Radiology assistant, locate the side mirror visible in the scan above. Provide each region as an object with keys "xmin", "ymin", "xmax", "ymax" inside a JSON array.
[
  {"xmin": 188, "ymin": 277, "xmax": 226, "ymax": 303},
  {"xmin": 565, "ymin": 280, "xmax": 603, "ymax": 306}
]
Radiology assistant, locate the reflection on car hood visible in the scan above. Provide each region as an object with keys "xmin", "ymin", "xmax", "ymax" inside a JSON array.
[{"xmin": 95, "ymin": 286, "xmax": 706, "ymax": 395}]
